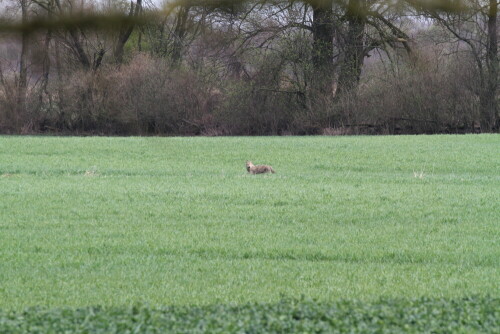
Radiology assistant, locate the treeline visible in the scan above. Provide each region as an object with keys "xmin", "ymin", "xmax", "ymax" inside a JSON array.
[{"xmin": 0, "ymin": 0, "xmax": 498, "ymax": 135}]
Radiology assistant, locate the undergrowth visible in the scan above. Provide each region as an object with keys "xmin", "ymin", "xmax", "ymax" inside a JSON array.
[{"xmin": 1, "ymin": 297, "xmax": 498, "ymax": 333}]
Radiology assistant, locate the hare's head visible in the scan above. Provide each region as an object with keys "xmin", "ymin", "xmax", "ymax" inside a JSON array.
[{"xmin": 245, "ymin": 161, "xmax": 254, "ymax": 172}]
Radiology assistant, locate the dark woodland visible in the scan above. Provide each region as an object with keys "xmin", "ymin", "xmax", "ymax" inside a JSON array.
[{"xmin": 0, "ymin": 0, "xmax": 498, "ymax": 135}]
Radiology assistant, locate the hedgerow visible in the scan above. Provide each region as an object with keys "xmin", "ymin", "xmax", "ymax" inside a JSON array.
[{"xmin": 1, "ymin": 296, "xmax": 498, "ymax": 333}]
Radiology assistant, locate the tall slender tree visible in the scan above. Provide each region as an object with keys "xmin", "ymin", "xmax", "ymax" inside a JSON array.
[{"xmin": 17, "ymin": 0, "xmax": 29, "ymax": 128}]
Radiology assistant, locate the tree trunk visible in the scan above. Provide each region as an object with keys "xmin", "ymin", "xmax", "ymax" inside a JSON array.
[
  {"xmin": 36, "ymin": 25, "xmax": 52, "ymax": 115},
  {"xmin": 336, "ymin": 0, "xmax": 366, "ymax": 96},
  {"xmin": 308, "ymin": 0, "xmax": 334, "ymax": 100},
  {"xmin": 311, "ymin": 0, "xmax": 334, "ymax": 77},
  {"xmin": 54, "ymin": 39, "xmax": 67, "ymax": 129},
  {"xmin": 481, "ymin": 0, "xmax": 499, "ymax": 131},
  {"xmin": 17, "ymin": 0, "xmax": 29, "ymax": 130}
]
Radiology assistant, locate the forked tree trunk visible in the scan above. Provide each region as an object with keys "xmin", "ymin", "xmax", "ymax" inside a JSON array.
[
  {"xmin": 68, "ymin": 29, "xmax": 91, "ymax": 69},
  {"xmin": 114, "ymin": 0, "xmax": 143, "ymax": 64}
]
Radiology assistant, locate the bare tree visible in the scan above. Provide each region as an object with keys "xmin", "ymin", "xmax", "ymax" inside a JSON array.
[
  {"xmin": 16, "ymin": 0, "xmax": 29, "ymax": 128},
  {"xmin": 425, "ymin": 0, "xmax": 498, "ymax": 130}
]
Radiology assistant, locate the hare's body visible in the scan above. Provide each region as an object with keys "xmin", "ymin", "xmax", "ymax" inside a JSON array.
[{"xmin": 246, "ymin": 161, "xmax": 275, "ymax": 174}]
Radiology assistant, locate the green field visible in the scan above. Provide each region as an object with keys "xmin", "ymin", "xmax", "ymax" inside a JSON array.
[{"xmin": 0, "ymin": 135, "xmax": 499, "ymax": 314}]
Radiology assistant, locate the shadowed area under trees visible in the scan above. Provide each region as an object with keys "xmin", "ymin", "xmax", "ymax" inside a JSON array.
[{"xmin": 0, "ymin": 0, "xmax": 498, "ymax": 135}]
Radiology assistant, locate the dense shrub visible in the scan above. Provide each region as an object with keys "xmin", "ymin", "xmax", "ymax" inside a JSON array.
[
  {"xmin": 1, "ymin": 296, "xmax": 498, "ymax": 333},
  {"xmin": 218, "ymin": 81, "xmax": 301, "ymax": 135},
  {"xmin": 53, "ymin": 55, "xmax": 216, "ymax": 135},
  {"xmin": 0, "ymin": 50, "xmax": 489, "ymax": 135},
  {"xmin": 331, "ymin": 54, "xmax": 480, "ymax": 135},
  {"xmin": 215, "ymin": 52, "xmax": 306, "ymax": 135},
  {"xmin": 336, "ymin": 55, "xmax": 478, "ymax": 133},
  {"xmin": 0, "ymin": 74, "xmax": 45, "ymax": 134}
]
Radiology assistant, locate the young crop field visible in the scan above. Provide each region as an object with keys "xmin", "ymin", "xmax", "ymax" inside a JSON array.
[{"xmin": 0, "ymin": 135, "xmax": 499, "ymax": 332}]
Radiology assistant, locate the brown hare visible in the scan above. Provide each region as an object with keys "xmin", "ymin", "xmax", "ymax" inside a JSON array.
[{"xmin": 246, "ymin": 161, "xmax": 275, "ymax": 174}]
